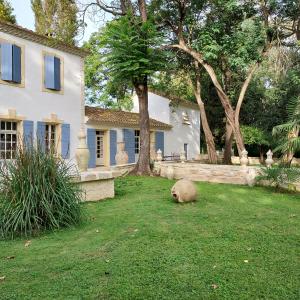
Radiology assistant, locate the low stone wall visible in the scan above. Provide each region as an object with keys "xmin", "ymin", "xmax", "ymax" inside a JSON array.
[
  {"xmin": 197, "ymin": 154, "xmax": 300, "ymax": 166},
  {"xmin": 155, "ymin": 161, "xmax": 300, "ymax": 191},
  {"xmin": 155, "ymin": 161, "xmax": 258, "ymax": 185},
  {"xmin": 74, "ymin": 171, "xmax": 115, "ymax": 202}
]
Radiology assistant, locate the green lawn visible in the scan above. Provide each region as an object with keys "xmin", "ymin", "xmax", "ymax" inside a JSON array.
[{"xmin": 0, "ymin": 176, "xmax": 299, "ymax": 300}]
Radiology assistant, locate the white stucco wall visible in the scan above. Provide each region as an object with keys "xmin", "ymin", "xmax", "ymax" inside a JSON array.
[
  {"xmin": 165, "ymin": 106, "xmax": 200, "ymax": 160},
  {"xmin": 132, "ymin": 92, "xmax": 201, "ymax": 160},
  {"xmin": 0, "ymin": 31, "xmax": 82, "ymax": 161},
  {"xmin": 132, "ymin": 92, "xmax": 170, "ymax": 124}
]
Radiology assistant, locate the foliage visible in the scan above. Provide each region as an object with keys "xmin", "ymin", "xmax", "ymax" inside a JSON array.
[
  {"xmin": 84, "ymin": 32, "xmax": 134, "ymax": 110},
  {"xmin": 31, "ymin": 0, "xmax": 79, "ymax": 45},
  {"xmin": 272, "ymin": 69, "xmax": 300, "ymax": 156},
  {"xmin": 0, "ymin": 146, "xmax": 82, "ymax": 239},
  {"xmin": 241, "ymin": 125, "xmax": 269, "ymax": 146},
  {"xmin": 100, "ymin": 14, "xmax": 165, "ymax": 86},
  {"xmin": 0, "ymin": 0, "xmax": 16, "ymax": 23},
  {"xmin": 256, "ymin": 165, "xmax": 300, "ymax": 189},
  {"xmin": 1, "ymin": 176, "xmax": 299, "ymax": 298}
]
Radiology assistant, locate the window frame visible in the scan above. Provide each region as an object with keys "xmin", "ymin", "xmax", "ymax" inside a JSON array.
[
  {"xmin": 0, "ymin": 120, "xmax": 18, "ymax": 160},
  {"xmin": 0, "ymin": 38, "xmax": 25, "ymax": 88},
  {"xmin": 42, "ymin": 50, "xmax": 64, "ymax": 94},
  {"xmin": 134, "ymin": 130, "xmax": 140, "ymax": 154}
]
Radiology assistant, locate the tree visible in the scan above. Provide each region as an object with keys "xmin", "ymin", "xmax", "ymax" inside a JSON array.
[
  {"xmin": 84, "ymin": 32, "xmax": 134, "ymax": 110},
  {"xmin": 240, "ymin": 125, "xmax": 270, "ymax": 160},
  {"xmin": 0, "ymin": 0, "xmax": 16, "ymax": 23},
  {"xmin": 31, "ymin": 0, "xmax": 79, "ymax": 45},
  {"xmin": 82, "ymin": 0, "xmax": 164, "ymax": 175},
  {"xmin": 273, "ymin": 76, "xmax": 300, "ymax": 164},
  {"xmin": 154, "ymin": 0, "xmax": 269, "ymax": 163}
]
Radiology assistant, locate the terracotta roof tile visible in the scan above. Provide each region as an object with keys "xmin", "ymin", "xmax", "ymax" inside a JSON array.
[{"xmin": 85, "ymin": 106, "xmax": 172, "ymax": 130}]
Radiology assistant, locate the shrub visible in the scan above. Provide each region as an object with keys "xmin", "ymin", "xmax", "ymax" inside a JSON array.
[
  {"xmin": 0, "ymin": 146, "xmax": 82, "ymax": 239},
  {"xmin": 256, "ymin": 165, "xmax": 300, "ymax": 190}
]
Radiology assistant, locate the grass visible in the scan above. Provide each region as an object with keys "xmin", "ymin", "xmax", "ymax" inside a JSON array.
[{"xmin": 0, "ymin": 176, "xmax": 299, "ymax": 299}]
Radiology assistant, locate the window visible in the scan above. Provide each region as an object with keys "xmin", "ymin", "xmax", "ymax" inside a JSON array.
[
  {"xmin": 43, "ymin": 53, "xmax": 62, "ymax": 92},
  {"xmin": 134, "ymin": 130, "xmax": 140, "ymax": 154},
  {"xmin": 0, "ymin": 42, "xmax": 23, "ymax": 85},
  {"xmin": 45, "ymin": 124, "xmax": 56, "ymax": 153},
  {"xmin": 0, "ymin": 121, "xmax": 18, "ymax": 159},
  {"xmin": 182, "ymin": 111, "xmax": 191, "ymax": 125}
]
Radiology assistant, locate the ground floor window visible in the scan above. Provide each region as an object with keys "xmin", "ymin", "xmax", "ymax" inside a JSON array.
[
  {"xmin": 135, "ymin": 130, "xmax": 140, "ymax": 154},
  {"xmin": 45, "ymin": 124, "xmax": 56, "ymax": 153},
  {"xmin": 0, "ymin": 121, "xmax": 18, "ymax": 159}
]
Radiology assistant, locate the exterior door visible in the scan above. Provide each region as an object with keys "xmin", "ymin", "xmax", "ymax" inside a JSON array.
[{"xmin": 96, "ymin": 130, "xmax": 104, "ymax": 166}]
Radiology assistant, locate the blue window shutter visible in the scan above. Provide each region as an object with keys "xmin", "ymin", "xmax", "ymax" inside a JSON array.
[
  {"xmin": 54, "ymin": 57, "xmax": 61, "ymax": 91},
  {"xmin": 123, "ymin": 129, "xmax": 135, "ymax": 163},
  {"xmin": 110, "ymin": 130, "xmax": 117, "ymax": 166},
  {"xmin": 23, "ymin": 120, "xmax": 34, "ymax": 149},
  {"xmin": 44, "ymin": 55, "xmax": 55, "ymax": 89},
  {"xmin": 12, "ymin": 45, "xmax": 21, "ymax": 83},
  {"xmin": 155, "ymin": 131, "xmax": 164, "ymax": 155},
  {"xmin": 1, "ymin": 43, "xmax": 13, "ymax": 81},
  {"xmin": 61, "ymin": 123, "xmax": 70, "ymax": 159},
  {"xmin": 36, "ymin": 121, "xmax": 46, "ymax": 152},
  {"xmin": 87, "ymin": 128, "xmax": 96, "ymax": 168}
]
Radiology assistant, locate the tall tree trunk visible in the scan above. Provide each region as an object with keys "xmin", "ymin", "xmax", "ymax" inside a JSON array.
[
  {"xmin": 132, "ymin": 80, "xmax": 151, "ymax": 175},
  {"xmin": 198, "ymin": 102, "xmax": 218, "ymax": 164},
  {"xmin": 191, "ymin": 61, "xmax": 217, "ymax": 164},
  {"xmin": 224, "ymin": 122, "xmax": 233, "ymax": 164},
  {"xmin": 173, "ymin": 39, "xmax": 246, "ymax": 156}
]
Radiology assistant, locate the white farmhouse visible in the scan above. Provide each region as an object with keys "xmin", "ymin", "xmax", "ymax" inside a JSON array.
[
  {"xmin": 0, "ymin": 21, "xmax": 86, "ymax": 161},
  {"xmin": 0, "ymin": 21, "xmax": 200, "ymax": 169}
]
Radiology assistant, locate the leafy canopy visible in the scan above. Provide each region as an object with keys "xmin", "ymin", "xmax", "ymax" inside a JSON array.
[{"xmin": 100, "ymin": 14, "xmax": 165, "ymax": 84}]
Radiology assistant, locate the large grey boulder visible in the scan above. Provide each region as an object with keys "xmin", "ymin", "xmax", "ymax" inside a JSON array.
[{"xmin": 171, "ymin": 179, "xmax": 197, "ymax": 203}]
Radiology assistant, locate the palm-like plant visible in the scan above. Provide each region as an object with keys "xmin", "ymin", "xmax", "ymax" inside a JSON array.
[{"xmin": 273, "ymin": 95, "xmax": 300, "ymax": 164}]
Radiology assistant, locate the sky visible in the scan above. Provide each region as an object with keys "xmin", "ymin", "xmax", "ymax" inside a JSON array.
[{"xmin": 9, "ymin": 0, "xmax": 99, "ymax": 44}]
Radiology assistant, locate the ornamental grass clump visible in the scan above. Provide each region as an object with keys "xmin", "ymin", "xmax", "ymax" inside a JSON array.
[{"xmin": 0, "ymin": 146, "xmax": 82, "ymax": 239}]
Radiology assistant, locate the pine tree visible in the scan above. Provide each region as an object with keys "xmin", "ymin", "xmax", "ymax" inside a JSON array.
[
  {"xmin": 31, "ymin": 0, "xmax": 78, "ymax": 45},
  {"xmin": 0, "ymin": 0, "xmax": 16, "ymax": 24}
]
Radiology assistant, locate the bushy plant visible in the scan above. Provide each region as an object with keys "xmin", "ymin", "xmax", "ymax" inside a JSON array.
[
  {"xmin": 256, "ymin": 165, "xmax": 300, "ymax": 190},
  {"xmin": 0, "ymin": 146, "xmax": 82, "ymax": 239}
]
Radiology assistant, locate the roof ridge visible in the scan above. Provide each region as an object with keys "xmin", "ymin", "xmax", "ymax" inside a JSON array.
[{"xmin": 0, "ymin": 20, "xmax": 89, "ymax": 57}]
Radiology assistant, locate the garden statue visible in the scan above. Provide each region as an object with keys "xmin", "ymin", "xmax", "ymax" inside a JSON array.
[
  {"xmin": 75, "ymin": 129, "xmax": 90, "ymax": 172},
  {"xmin": 115, "ymin": 142, "xmax": 128, "ymax": 165},
  {"xmin": 156, "ymin": 149, "xmax": 163, "ymax": 162},
  {"xmin": 240, "ymin": 149, "xmax": 249, "ymax": 167},
  {"xmin": 265, "ymin": 150, "xmax": 274, "ymax": 167},
  {"xmin": 171, "ymin": 179, "xmax": 197, "ymax": 203},
  {"xmin": 180, "ymin": 150, "xmax": 186, "ymax": 163}
]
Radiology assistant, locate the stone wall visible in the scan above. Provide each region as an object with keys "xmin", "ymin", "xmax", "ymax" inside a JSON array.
[
  {"xmin": 196, "ymin": 154, "xmax": 300, "ymax": 166},
  {"xmin": 155, "ymin": 162, "xmax": 258, "ymax": 185}
]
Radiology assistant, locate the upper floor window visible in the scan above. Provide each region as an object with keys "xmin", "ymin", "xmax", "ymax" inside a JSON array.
[
  {"xmin": 134, "ymin": 130, "xmax": 140, "ymax": 154},
  {"xmin": 43, "ymin": 53, "xmax": 63, "ymax": 93},
  {"xmin": 0, "ymin": 121, "xmax": 18, "ymax": 159},
  {"xmin": 0, "ymin": 42, "xmax": 23, "ymax": 86}
]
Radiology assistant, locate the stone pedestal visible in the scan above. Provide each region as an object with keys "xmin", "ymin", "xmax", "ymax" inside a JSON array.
[
  {"xmin": 180, "ymin": 151, "xmax": 186, "ymax": 163},
  {"xmin": 115, "ymin": 142, "xmax": 128, "ymax": 165},
  {"xmin": 240, "ymin": 149, "xmax": 249, "ymax": 167},
  {"xmin": 74, "ymin": 171, "xmax": 114, "ymax": 202},
  {"xmin": 156, "ymin": 149, "xmax": 163, "ymax": 162},
  {"xmin": 75, "ymin": 129, "xmax": 90, "ymax": 172}
]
